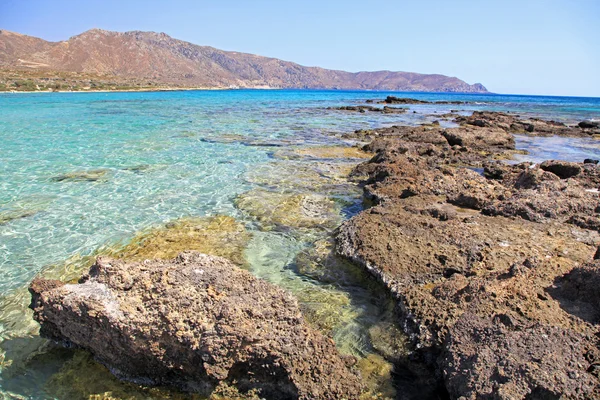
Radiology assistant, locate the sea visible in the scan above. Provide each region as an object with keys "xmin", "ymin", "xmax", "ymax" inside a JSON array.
[{"xmin": 0, "ymin": 90, "xmax": 599, "ymax": 399}]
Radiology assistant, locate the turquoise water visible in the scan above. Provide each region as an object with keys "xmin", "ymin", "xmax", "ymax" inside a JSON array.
[{"xmin": 1, "ymin": 90, "xmax": 599, "ymax": 398}]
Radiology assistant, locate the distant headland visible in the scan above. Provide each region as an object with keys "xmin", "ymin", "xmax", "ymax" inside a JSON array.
[{"xmin": 0, "ymin": 28, "xmax": 487, "ymax": 93}]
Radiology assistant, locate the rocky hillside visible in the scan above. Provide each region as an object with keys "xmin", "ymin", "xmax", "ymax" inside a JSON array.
[{"xmin": 0, "ymin": 29, "xmax": 487, "ymax": 92}]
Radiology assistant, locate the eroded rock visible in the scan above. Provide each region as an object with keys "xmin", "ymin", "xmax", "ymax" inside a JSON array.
[
  {"xmin": 29, "ymin": 252, "xmax": 363, "ymax": 399},
  {"xmin": 334, "ymin": 115, "xmax": 600, "ymax": 399}
]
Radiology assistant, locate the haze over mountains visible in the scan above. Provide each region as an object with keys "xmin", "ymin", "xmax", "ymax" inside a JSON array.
[{"xmin": 0, "ymin": 28, "xmax": 487, "ymax": 92}]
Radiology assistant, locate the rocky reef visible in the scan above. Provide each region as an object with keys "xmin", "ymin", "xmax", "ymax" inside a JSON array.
[
  {"xmin": 29, "ymin": 252, "xmax": 363, "ymax": 399},
  {"xmin": 455, "ymin": 110, "xmax": 600, "ymax": 137},
  {"xmin": 336, "ymin": 117, "xmax": 600, "ymax": 398}
]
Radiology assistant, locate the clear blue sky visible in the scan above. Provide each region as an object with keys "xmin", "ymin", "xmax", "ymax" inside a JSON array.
[{"xmin": 1, "ymin": 0, "xmax": 598, "ymax": 96}]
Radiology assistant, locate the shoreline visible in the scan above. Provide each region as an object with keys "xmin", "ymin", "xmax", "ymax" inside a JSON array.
[
  {"xmin": 335, "ymin": 108, "xmax": 600, "ymax": 398},
  {"xmin": 2, "ymin": 95, "xmax": 600, "ymax": 399}
]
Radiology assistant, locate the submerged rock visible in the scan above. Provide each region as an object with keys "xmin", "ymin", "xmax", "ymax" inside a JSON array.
[
  {"xmin": 50, "ymin": 169, "xmax": 111, "ymax": 182},
  {"xmin": 29, "ymin": 252, "xmax": 363, "ymax": 399},
  {"xmin": 45, "ymin": 350, "xmax": 209, "ymax": 400},
  {"xmin": 244, "ymin": 161, "xmax": 359, "ymax": 196},
  {"xmin": 106, "ymin": 215, "xmax": 252, "ymax": 267},
  {"xmin": 235, "ymin": 189, "xmax": 341, "ymax": 231},
  {"xmin": 273, "ymin": 146, "xmax": 373, "ymax": 161},
  {"xmin": 0, "ymin": 208, "xmax": 38, "ymax": 225}
]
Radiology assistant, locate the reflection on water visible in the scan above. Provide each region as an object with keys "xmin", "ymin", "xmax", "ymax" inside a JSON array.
[{"xmin": 513, "ymin": 134, "xmax": 600, "ymax": 164}]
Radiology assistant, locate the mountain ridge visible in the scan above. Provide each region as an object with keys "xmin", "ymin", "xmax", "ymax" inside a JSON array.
[{"xmin": 0, "ymin": 28, "xmax": 488, "ymax": 92}]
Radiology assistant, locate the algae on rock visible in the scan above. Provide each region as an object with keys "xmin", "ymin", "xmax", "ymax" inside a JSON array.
[{"xmin": 235, "ymin": 189, "xmax": 341, "ymax": 231}]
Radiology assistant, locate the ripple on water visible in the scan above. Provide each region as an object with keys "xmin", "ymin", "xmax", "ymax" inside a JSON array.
[{"xmin": 7, "ymin": 91, "xmax": 593, "ymax": 398}]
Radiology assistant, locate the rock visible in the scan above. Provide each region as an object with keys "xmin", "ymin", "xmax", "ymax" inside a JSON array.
[
  {"xmin": 443, "ymin": 314, "xmax": 599, "ymax": 400},
  {"xmin": 381, "ymin": 106, "xmax": 407, "ymax": 114},
  {"xmin": 456, "ymin": 111, "xmax": 589, "ymax": 137},
  {"xmin": 442, "ymin": 126, "xmax": 515, "ymax": 150},
  {"xmin": 378, "ymin": 96, "xmax": 465, "ymax": 105},
  {"xmin": 548, "ymin": 260, "xmax": 600, "ymax": 324},
  {"xmin": 380, "ymin": 96, "xmax": 429, "ymax": 104},
  {"xmin": 482, "ymin": 162, "xmax": 600, "ymax": 229},
  {"xmin": 579, "ymin": 120, "xmax": 600, "ymax": 129},
  {"xmin": 334, "ymin": 118, "xmax": 600, "ymax": 398},
  {"xmin": 107, "ymin": 215, "xmax": 252, "ymax": 267},
  {"xmin": 329, "ymin": 105, "xmax": 405, "ymax": 114},
  {"xmin": 29, "ymin": 252, "xmax": 363, "ymax": 399},
  {"xmin": 235, "ymin": 189, "xmax": 341, "ymax": 231},
  {"xmin": 50, "ymin": 169, "xmax": 111, "ymax": 182},
  {"xmin": 540, "ymin": 160, "xmax": 582, "ymax": 179},
  {"xmin": 584, "ymin": 158, "xmax": 599, "ymax": 164}
]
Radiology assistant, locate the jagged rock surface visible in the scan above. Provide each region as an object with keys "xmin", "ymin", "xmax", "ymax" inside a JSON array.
[
  {"xmin": 335, "ymin": 119, "xmax": 600, "ymax": 399},
  {"xmin": 29, "ymin": 252, "xmax": 363, "ymax": 399}
]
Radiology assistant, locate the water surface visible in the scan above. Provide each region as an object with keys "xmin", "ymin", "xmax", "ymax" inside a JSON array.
[{"xmin": 1, "ymin": 89, "xmax": 599, "ymax": 399}]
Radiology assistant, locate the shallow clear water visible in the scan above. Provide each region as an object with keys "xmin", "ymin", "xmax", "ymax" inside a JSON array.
[{"xmin": 1, "ymin": 89, "xmax": 599, "ymax": 399}]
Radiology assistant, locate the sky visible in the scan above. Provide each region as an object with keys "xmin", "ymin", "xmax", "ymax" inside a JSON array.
[{"xmin": 1, "ymin": 0, "xmax": 598, "ymax": 97}]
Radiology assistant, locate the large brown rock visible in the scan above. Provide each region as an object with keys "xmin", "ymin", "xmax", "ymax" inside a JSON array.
[
  {"xmin": 335, "ymin": 117, "xmax": 600, "ymax": 399},
  {"xmin": 29, "ymin": 252, "xmax": 363, "ymax": 399}
]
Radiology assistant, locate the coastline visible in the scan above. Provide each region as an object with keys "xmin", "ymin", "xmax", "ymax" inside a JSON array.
[
  {"xmin": 335, "ymin": 108, "xmax": 600, "ymax": 398},
  {"xmin": 1, "ymin": 92, "xmax": 599, "ymax": 399}
]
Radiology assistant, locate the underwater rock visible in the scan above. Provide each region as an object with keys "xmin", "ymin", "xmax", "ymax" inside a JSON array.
[
  {"xmin": 244, "ymin": 162, "xmax": 362, "ymax": 200},
  {"xmin": 294, "ymin": 284, "xmax": 355, "ymax": 335},
  {"xmin": 45, "ymin": 350, "xmax": 210, "ymax": 400},
  {"xmin": 50, "ymin": 169, "xmax": 111, "ymax": 182},
  {"xmin": 105, "ymin": 215, "xmax": 251, "ymax": 267},
  {"xmin": 0, "ymin": 208, "xmax": 38, "ymax": 225},
  {"xmin": 273, "ymin": 146, "xmax": 373, "ymax": 161},
  {"xmin": 30, "ymin": 252, "xmax": 363, "ymax": 399},
  {"xmin": 235, "ymin": 189, "xmax": 341, "ymax": 231},
  {"xmin": 294, "ymin": 238, "xmax": 368, "ymax": 286},
  {"xmin": 356, "ymin": 354, "xmax": 396, "ymax": 399}
]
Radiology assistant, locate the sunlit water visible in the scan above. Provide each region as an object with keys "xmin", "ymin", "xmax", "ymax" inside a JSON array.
[{"xmin": 0, "ymin": 90, "xmax": 599, "ymax": 399}]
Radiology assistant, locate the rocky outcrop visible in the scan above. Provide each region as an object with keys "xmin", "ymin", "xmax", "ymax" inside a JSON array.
[
  {"xmin": 329, "ymin": 105, "xmax": 407, "ymax": 114},
  {"xmin": 29, "ymin": 252, "xmax": 363, "ymax": 399},
  {"xmin": 481, "ymin": 160, "xmax": 600, "ymax": 230},
  {"xmin": 456, "ymin": 111, "xmax": 600, "ymax": 136},
  {"xmin": 335, "ymin": 118, "xmax": 600, "ymax": 399},
  {"xmin": 377, "ymin": 96, "xmax": 466, "ymax": 105}
]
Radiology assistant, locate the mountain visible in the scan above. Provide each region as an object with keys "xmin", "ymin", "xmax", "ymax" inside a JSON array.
[{"xmin": 0, "ymin": 29, "xmax": 487, "ymax": 92}]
